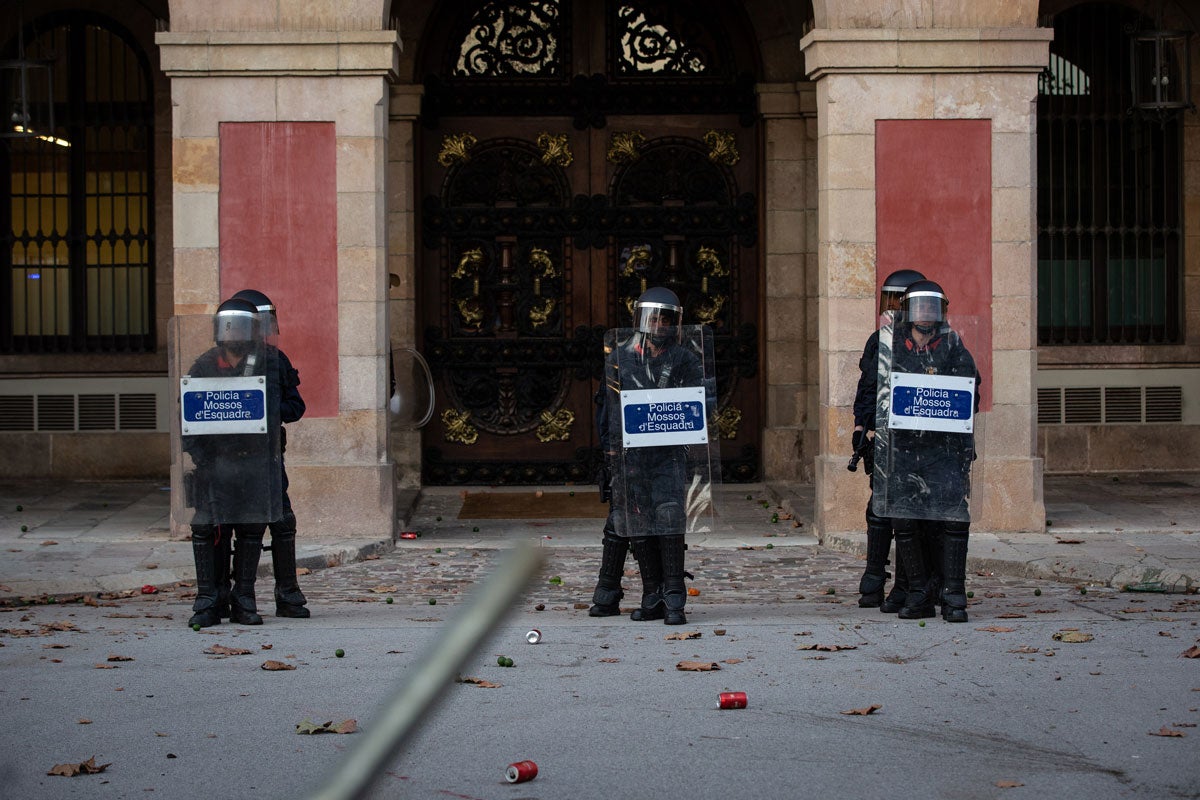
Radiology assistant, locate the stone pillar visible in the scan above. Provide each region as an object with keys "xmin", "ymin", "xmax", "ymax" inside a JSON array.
[
  {"xmin": 802, "ymin": 26, "xmax": 1052, "ymax": 536},
  {"xmin": 758, "ymin": 82, "xmax": 819, "ymax": 482},
  {"xmin": 158, "ymin": 11, "xmax": 401, "ymax": 539}
]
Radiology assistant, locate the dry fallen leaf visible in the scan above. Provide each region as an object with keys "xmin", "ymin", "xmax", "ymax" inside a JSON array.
[
  {"xmin": 797, "ymin": 644, "xmax": 857, "ymax": 652},
  {"xmin": 93, "ymin": 664, "xmax": 118, "ymax": 670},
  {"xmin": 687, "ymin": 587, "xmax": 701, "ymax": 597},
  {"xmin": 261, "ymin": 660, "xmax": 296, "ymax": 671},
  {"xmin": 370, "ymin": 585, "xmax": 398, "ymax": 594},
  {"xmin": 296, "ymin": 719, "xmax": 357, "ymax": 735},
  {"xmin": 995, "ymin": 780, "xmax": 1025, "ymax": 788},
  {"xmin": 1149, "ymin": 727, "xmax": 1185, "ymax": 738},
  {"xmin": 456, "ymin": 676, "xmax": 502, "ymax": 688},
  {"xmin": 722, "ymin": 658, "xmax": 743, "ymax": 664},
  {"xmin": 976, "ymin": 626, "xmax": 1016, "ymax": 633},
  {"xmin": 77, "ymin": 719, "xmax": 91, "ymax": 725},
  {"xmin": 1052, "ymin": 631, "xmax": 1094, "ymax": 643},
  {"xmin": 598, "ymin": 657, "xmax": 621, "ymax": 663},
  {"xmin": 665, "ymin": 631, "xmax": 702, "ymax": 640},
  {"xmin": 106, "ymin": 654, "xmax": 133, "ymax": 662},
  {"xmin": 47, "ymin": 756, "xmax": 110, "ymax": 777},
  {"xmin": 676, "ymin": 660, "xmax": 720, "ymax": 672},
  {"xmin": 204, "ymin": 644, "xmax": 252, "ymax": 657},
  {"xmin": 1179, "ymin": 645, "xmax": 1200, "ymax": 659},
  {"xmin": 1009, "ymin": 646, "xmax": 1039, "ymax": 654},
  {"xmin": 995, "ymin": 613, "xmax": 1027, "ymax": 619},
  {"xmin": 840, "ymin": 704, "xmax": 882, "ymax": 716}
]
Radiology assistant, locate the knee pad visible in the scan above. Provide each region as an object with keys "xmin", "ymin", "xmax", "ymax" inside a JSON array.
[
  {"xmin": 191, "ymin": 525, "xmax": 216, "ymax": 545},
  {"xmin": 269, "ymin": 509, "xmax": 297, "ymax": 537},
  {"xmin": 653, "ymin": 502, "xmax": 684, "ymax": 536},
  {"xmin": 865, "ymin": 501, "xmax": 889, "ymax": 528},
  {"xmin": 943, "ymin": 519, "xmax": 970, "ymax": 539},
  {"xmin": 892, "ymin": 517, "xmax": 918, "ymax": 540}
]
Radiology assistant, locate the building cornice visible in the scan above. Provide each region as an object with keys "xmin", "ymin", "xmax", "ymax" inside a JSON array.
[
  {"xmin": 155, "ymin": 30, "xmax": 400, "ymax": 79},
  {"xmin": 800, "ymin": 27, "xmax": 1054, "ymax": 79}
]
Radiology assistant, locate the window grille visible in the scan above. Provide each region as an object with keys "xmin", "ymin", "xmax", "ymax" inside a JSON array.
[
  {"xmin": 1, "ymin": 12, "xmax": 155, "ymax": 354},
  {"xmin": 1036, "ymin": 3, "xmax": 1183, "ymax": 345}
]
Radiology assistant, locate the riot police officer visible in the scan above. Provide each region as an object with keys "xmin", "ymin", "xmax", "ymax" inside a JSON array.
[
  {"xmin": 604, "ymin": 287, "xmax": 704, "ymax": 625},
  {"xmin": 886, "ymin": 280, "xmax": 979, "ymax": 622},
  {"xmin": 852, "ymin": 268, "xmax": 925, "ymax": 611},
  {"xmin": 231, "ymin": 289, "xmax": 310, "ymax": 618},
  {"xmin": 588, "ymin": 371, "xmax": 629, "ymax": 617},
  {"xmin": 183, "ymin": 297, "xmax": 275, "ymax": 627}
]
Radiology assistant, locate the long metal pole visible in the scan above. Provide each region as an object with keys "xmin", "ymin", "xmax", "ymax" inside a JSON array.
[{"xmin": 308, "ymin": 542, "xmax": 544, "ymax": 800}]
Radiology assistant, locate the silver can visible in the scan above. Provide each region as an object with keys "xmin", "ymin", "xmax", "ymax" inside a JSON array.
[{"xmin": 525, "ymin": 629, "xmax": 542, "ymax": 644}]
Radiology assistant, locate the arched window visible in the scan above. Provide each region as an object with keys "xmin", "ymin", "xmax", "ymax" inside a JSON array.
[
  {"xmin": 1, "ymin": 12, "xmax": 154, "ymax": 353},
  {"xmin": 1037, "ymin": 3, "xmax": 1183, "ymax": 345}
]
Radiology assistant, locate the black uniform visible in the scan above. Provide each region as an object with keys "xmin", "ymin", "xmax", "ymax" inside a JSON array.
[
  {"xmin": 882, "ymin": 321, "xmax": 980, "ymax": 621},
  {"xmin": 183, "ymin": 345, "xmax": 280, "ymax": 627},
  {"xmin": 605, "ymin": 334, "xmax": 704, "ymax": 625}
]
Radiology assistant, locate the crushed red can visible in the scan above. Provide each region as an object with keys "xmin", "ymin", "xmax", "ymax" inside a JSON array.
[
  {"xmin": 140, "ymin": 584, "xmax": 158, "ymax": 595},
  {"xmin": 398, "ymin": 532, "xmax": 418, "ymax": 540},
  {"xmin": 718, "ymin": 691, "xmax": 748, "ymax": 709},
  {"xmin": 505, "ymin": 760, "xmax": 538, "ymax": 783}
]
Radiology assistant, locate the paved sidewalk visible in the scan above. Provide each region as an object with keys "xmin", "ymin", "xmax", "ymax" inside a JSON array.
[{"xmin": 0, "ymin": 473, "xmax": 1197, "ymax": 602}]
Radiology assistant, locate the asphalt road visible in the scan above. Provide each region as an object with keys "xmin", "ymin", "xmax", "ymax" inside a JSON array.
[{"xmin": 2, "ymin": 545, "xmax": 1197, "ymax": 800}]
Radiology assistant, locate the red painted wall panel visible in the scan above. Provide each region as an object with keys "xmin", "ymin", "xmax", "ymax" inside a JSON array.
[
  {"xmin": 876, "ymin": 119, "xmax": 993, "ymax": 411},
  {"xmin": 219, "ymin": 122, "xmax": 339, "ymax": 418}
]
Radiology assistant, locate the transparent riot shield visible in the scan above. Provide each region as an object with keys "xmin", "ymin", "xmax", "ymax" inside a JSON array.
[
  {"xmin": 169, "ymin": 315, "xmax": 282, "ymax": 525},
  {"xmin": 872, "ymin": 315, "xmax": 984, "ymax": 523},
  {"xmin": 388, "ymin": 347, "xmax": 436, "ymax": 430},
  {"xmin": 604, "ymin": 324, "xmax": 720, "ymax": 538}
]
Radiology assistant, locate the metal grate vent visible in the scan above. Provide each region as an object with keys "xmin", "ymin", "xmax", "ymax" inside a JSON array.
[
  {"xmin": 1038, "ymin": 385, "xmax": 1184, "ymax": 424},
  {"xmin": 37, "ymin": 395, "xmax": 76, "ymax": 431},
  {"xmin": 1103, "ymin": 386, "xmax": 1141, "ymax": 423},
  {"xmin": 78, "ymin": 394, "xmax": 117, "ymax": 430},
  {"xmin": 0, "ymin": 396, "xmax": 35, "ymax": 431},
  {"xmin": 1036, "ymin": 387, "xmax": 1062, "ymax": 425},
  {"xmin": 118, "ymin": 393, "xmax": 158, "ymax": 430},
  {"xmin": 1063, "ymin": 387, "xmax": 1101, "ymax": 424},
  {"xmin": 1145, "ymin": 386, "xmax": 1183, "ymax": 423}
]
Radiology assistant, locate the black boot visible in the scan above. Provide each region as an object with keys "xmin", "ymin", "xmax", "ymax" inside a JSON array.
[
  {"xmin": 921, "ymin": 521, "xmax": 945, "ymax": 608},
  {"xmin": 589, "ymin": 524, "xmax": 627, "ymax": 617},
  {"xmin": 661, "ymin": 535, "xmax": 687, "ymax": 625},
  {"xmin": 858, "ymin": 510, "xmax": 893, "ymax": 608},
  {"xmin": 879, "ymin": 554, "xmax": 908, "ymax": 613},
  {"xmin": 230, "ymin": 528, "xmax": 265, "ymax": 626},
  {"xmin": 188, "ymin": 527, "xmax": 221, "ymax": 628},
  {"xmin": 215, "ymin": 533, "xmax": 233, "ymax": 619},
  {"xmin": 894, "ymin": 521, "xmax": 935, "ymax": 619},
  {"xmin": 630, "ymin": 537, "xmax": 665, "ymax": 621},
  {"xmin": 941, "ymin": 524, "xmax": 970, "ymax": 623},
  {"xmin": 270, "ymin": 515, "xmax": 310, "ymax": 618}
]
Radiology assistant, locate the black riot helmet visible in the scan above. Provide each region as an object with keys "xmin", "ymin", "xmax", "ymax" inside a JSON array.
[
  {"xmin": 213, "ymin": 297, "xmax": 261, "ymax": 353},
  {"xmin": 231, "ymin": 288, "xmax": 279, "ymax": 335},
  {"xmin": 879, "ymin": 269, "xmax": 925, "ymax": 315},
  {"xmin": 902, "ymin": 279, "xmax": 949, "ymax": 334},
  {"xmin": 633, "ymin": 286, "xmax": 683, "ymax": 347}
]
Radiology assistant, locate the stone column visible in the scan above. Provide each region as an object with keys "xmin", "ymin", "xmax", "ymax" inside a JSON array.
[
  {"xmin": 158, "ymin": 15, "xmax": 401, "ymax": 539},
  {"xmin": 758, "ymin": 82, "xmax": 819, "ymax": 482},
  {"xmin": 802, "ymin": 26, "xmax": 1052, "ymax": 536}
]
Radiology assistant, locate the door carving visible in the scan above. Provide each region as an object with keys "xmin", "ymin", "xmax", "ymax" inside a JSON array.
[{"xmin": 418, "ymin": 0, "xmax": 761, "ymax": 485}]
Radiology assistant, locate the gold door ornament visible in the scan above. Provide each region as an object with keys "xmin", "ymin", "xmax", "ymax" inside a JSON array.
[
  {"xmin": 535, "ymin": 408, "xmax": 575, "ymax": 442},
  {"xmin": 607, "ymin": 131, "xmax": 646, "ymax": 164},
  {"xmin": 696, "ymin": 245, "xmax": 728, "ymax": 277},
  {"xmin": 716, "ymin": 405, "xmax": 742, "ymax": 440},
  {"xmin": 703, "ymin": 130, "xmax": 739, "ymax": 166},
  {"xmin": 694, "ymin": 295, "xmax": 726, "ymax": 325},
  {"xmin": 536, "ymin": 132, "xmax": 573, "ymax": 167},
  {"xmin": 529, "ymin": 297, "xmax": 556, "ymax": 330},
  {"xmin": 453, "ymin": 247, "xmax": 484, "ymax": 279},
  {"xmin": 454, "ymin": 297, "xmax": 485, "ymax": 328},
  {"xmin": 437, "ymin": 133, "xmax": 478, "ymax": 167},
  {"xmin": 442, "ymin": 409, "xmax": 480, "ymax": 445}
]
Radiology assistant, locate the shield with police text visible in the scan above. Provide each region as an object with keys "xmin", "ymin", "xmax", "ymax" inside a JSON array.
[
  {"xmin": 604, "ymin": 324, "xmax": 719, "ymax": 538},
  {"xmin": 873, "ymin": 315, "xmax": 984, "ymax": 523},
  {"xmin": 169, "ymin": 315, "xmax": 282, "ymax": 525}
]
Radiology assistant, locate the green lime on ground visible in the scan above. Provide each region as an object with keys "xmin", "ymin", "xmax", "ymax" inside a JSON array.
[
  {"xmin": 918, "ymin": 620, "xmax": 926, "ymax": 627},
  {"xmin": 429, "ymin": 598, "xmax": 437, "ymax": 605},
  {"xmin": 335, "ymin": 649, "xmax": 345, "ymax": 658},
  {"xmin": 966, "ymin": 590, "xmax": 974, "ymax": 598},
  {"xmin": 435, "ymin": 547, "xmax": 442, "ymax": 553},
  {"xmin": 15, "ymin": 505, "xmax": 22, "ymax": 511},
  {"xmin": 386, "ymin": 596, "xmax": 393, "ymax": 604},
  {"xmin": 20, "ymin": 525, "xmax": 27, "ymax": 532},
  {"xmin": 504, "ymin": 657, "xmax": 515, "ymax": 667},
  {"xmin": 765, "ymin": 543, "xmax": 774, "ymax": 549},
  {"xmin": 497, "ymin": 655, "xmax": 507, "ymax": 666},
  {"xmin": 745, "ymin": 494, "xmax": 752, "ymax": 500},
  {"xmin": 1079, "ymin": 587, "xmax": 1087, "ymax": 594},
  {"xmin": 472, "ymin": 526, "xmax": 479, "ymax": 532},
  {"xmin": 1034, "ymin": 588, "xmax": 1042, "ymax": 596},
  {"xmin": 192, "ymin": 623, "xmax": 201, "ymax": 632},
  {"xmin": 825, "ymin": 587, "xmax": 835, "ymax": 595}
]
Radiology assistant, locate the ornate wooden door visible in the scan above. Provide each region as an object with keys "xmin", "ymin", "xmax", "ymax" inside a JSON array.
[{"xmin": 418, "ymin": 0, "xmax": 761, "ymax": 485}]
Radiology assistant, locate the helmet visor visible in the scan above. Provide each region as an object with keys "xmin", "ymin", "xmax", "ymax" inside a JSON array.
[
  {"xmin": 904, "ymin": 292, "xmax": 946, "ymax": 325},
  {"xmin": 215, "ymin": 309, "xmax": 258, "ymax": 344},
  {"xmin": 634, "ymin": 302, "xmax": 681, "ymax": 336}
]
